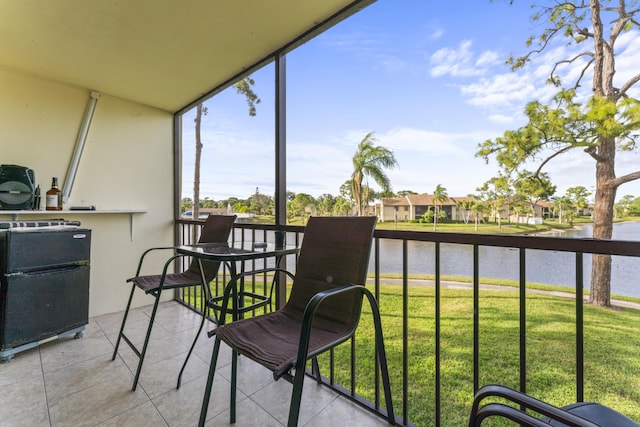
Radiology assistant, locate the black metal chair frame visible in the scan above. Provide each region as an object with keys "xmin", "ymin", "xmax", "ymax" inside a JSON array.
[
  {"xmin": 199, "ymin": 277, "xmax": 395, "ymax": 426},
  {"xmin": 111, "ymin": 215, "xmax": 235, "ymax": 391},
  {"xmin": 197, "ymin": 217, "xmax": 395, "ymax": 427},
  {"xmin": 468, "ymin": 384, "xmax": 636, "ymax": 427}
]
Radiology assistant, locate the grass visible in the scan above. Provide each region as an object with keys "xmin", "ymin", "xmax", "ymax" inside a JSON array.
[
  {"xmin": 183, "ymin": 279, "xmax": 640, "ymax": 426},
  {"xmin": 374, "ymin": 219, "xmax": 579, "ymax": 235},
  {"xmin": 324, "ymin": 284, "xmax": 640, "ymax": 426},
  {"xmin": 375, "ymin": 273, "xmax": 640, "ymax": 305}
]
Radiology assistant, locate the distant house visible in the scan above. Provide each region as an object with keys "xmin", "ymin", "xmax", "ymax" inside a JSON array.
[
  {"xmin": 376, "ymin": 194, "xmax": 477, "ymax": 222},
  {"xmin": 182, "ymin": 207, "xmax": 229, "ymax": 218}
]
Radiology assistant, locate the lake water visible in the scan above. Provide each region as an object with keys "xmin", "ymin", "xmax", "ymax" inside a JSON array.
[{"xmin": 372, "ymin": 222, "xmax": 640, "ymax": 298}]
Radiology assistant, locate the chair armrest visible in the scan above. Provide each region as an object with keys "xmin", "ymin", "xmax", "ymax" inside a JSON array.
[
  {"xmin": 471, "ymin": 402, "xmax": 553, "ymax": 427},
  {"xmin": 469, "ymin": 385, "xmax": 600, "ymax": 427},
  {"xmin": 134, "ymin": 246, "xmax": 178, "ymax": 276}
]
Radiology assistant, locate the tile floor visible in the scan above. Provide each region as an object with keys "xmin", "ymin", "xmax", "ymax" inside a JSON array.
[{"xmin": 1, "ymin": 301, "xmax": 390, "ymax": 426}]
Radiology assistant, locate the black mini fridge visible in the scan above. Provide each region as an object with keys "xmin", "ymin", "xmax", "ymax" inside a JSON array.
[{"xmin": 0, "ymin": 224, "xmax": 91, "ymax": 362}]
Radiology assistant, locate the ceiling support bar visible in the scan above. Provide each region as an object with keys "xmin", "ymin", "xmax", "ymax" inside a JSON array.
[{"xmin": 63, "ymin": 91, "xmax": 100, "ymax": 203}]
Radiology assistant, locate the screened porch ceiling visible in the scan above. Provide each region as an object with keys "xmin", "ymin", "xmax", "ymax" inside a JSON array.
[{"xmin": 0, "ymin": 0, "xmax": 371, "ymax": 113}]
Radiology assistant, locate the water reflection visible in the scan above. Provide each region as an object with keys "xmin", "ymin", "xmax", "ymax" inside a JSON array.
[{"xmin": 372, "ymin": 222, "xmax": 640, "ymax": 297}]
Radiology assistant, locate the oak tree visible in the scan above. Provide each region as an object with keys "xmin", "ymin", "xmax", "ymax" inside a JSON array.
[{"xmin": 478, "ymin": 0, "xmax": 640, "ymax": 306}]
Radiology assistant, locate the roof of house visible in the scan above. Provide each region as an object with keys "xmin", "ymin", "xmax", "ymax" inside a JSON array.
[
  {"xmin": 0, "ymin": 0, "xmax": 371, "ymax": 112},
  {"xmin": 381, "ymin": 194, "xmax": 477, "ymax": 207}
]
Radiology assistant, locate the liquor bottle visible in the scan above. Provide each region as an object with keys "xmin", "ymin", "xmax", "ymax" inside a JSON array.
[{"xmin": 45, "ymin": 177, "xmax": 63, "ymax": 210}]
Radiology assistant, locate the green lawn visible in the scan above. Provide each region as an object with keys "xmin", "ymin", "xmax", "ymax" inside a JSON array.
[
  {"xmin": 374, "ymin": 218, "xmax": 578, "ymax": 234},
  {"xmin": 183, "ymin": 280, "xmax": 640, "ymax": 426},
  {"xmin": 323, "ymin": 284, "xmax": 640, "ymax": 426}
]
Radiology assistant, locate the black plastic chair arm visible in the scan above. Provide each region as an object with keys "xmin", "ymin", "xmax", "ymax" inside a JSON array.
[
  {"xmin": 134, "ymin": 246, "xmax": 178, "ymax": 276},
  {"xmin": 469, "ymin": 385, "xmax": 600, "ymax": 427},
  {"xmin": 273, "ymin": 284, "xmax": 364, "ymax": 380},
  {"xmin": 471, "ymin": 402, "xmax": 555, "ymax": 427}
]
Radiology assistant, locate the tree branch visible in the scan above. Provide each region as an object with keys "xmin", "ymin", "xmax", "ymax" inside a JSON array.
[
  {"xmin": 618, "ymin": 72, "xmax": 640, "ymax": 97},
  {"xmin": 584, "ymin": 145, "xmax": 605, "ymax": 162},
  {"xmin": 512, "ymin": 26, "xmax": 562, "ymax": 69},
  {"xmin": 550, "ymin": 52, "xmax": 594, "ymax": 87},
  {"xmin": 533, "ymin": 145, "xmax": 576, "ymax": 177},
  {"xmin": 610, "ymin": 170, "xmax": 640, "ymax": 188}
]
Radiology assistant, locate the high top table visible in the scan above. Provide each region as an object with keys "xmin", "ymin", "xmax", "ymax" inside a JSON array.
[{"xmin": 174, "ymin": 241, "xmax": 299, "ymax": 386}]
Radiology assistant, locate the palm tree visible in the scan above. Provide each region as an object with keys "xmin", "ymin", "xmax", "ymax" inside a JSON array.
[
  {"xmin": 351, "ymin": 132, "xmax": 398, "ymax": 216},
  {"xmin": 432, "ymin": 184, "xmax": 449, "ymax": 231}
]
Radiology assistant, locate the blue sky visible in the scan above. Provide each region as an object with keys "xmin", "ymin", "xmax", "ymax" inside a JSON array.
[{"xmin": 182, "ymin": 0, "xmax": 640, "ymax": 202}]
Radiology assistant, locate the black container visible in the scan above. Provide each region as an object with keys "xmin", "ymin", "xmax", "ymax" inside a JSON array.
[{"xmin": 0, "ymin": 227, "xmax": 91, "ymax": 362}]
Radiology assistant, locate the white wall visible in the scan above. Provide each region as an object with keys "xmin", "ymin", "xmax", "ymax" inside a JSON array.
[{"xmin": 0, "ymin": 66, "xmax": 176, "ymax": 316}]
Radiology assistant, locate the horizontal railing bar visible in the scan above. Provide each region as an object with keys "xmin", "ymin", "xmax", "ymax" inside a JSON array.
[
  {"xmin": 177, "ymin": 219, "xmax": 640, "ymax": 257},
  {"xmin": 373, "ymin": 229, "xmax": 640, "ymax": 257},
  {"xmin": 175, "ymin": 219, "xmax": 639, "ymax": 427}
]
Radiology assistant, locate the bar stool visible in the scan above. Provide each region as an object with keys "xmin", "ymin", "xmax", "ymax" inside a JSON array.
[{"xmin": 111, "ymin": 214, "xmax": 236, "ymax": 390}]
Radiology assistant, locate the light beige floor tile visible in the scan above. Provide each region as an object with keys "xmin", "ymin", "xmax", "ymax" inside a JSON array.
[
  {"xmin": 250, "ymin": 377, "xmax": 338, "ymax": 426},
  {"xmin": 193, "ymin": 338, "xmax": 234, "ymax": 369},
  {"xmin": 115, "ymin": 334, "xmax": 189, "ymax": 372},
  {"xmin": 172, "ymin": 322, "xmax": 211, "ymax": 352},
  {"xmin": 153, "ymin": 305, "xmax": 205, "ymax": 334},
  {"xmin": 100, "ymin": 304, "xmax": 174, "ymax": 346},
  {"xmin": 217, "ymin": 356, "xmax": 275, "ymax": 396},
  {"xmin": 152, "ymin": 374, "xmax": 247, "ymax": 427},
  {"xmin": 39, "ymin": 324, "xmax": 114, "ymax": 373},
  {"xmin": 0, "ymin": 346, "xmax": 42, "ymax": 387},
  {"xmin": 95, "ymin": 401, "xmax": 168, "ymax": 427},
  {"xmin": 0, "ymin": 302, "xmax": 392, "ymax": 427},
  {"xmin": 206, "ymin": 397, "xmax": 282, "ymax": 427},
  {"xmin": 44, "ymin": 353, "xmax": 134, "ymax": 404},
  {"xmin": 48, "ymin": 371, "xmax": 148, "ymax": 427},
  {"xmin": 94, "ymin": 306, "xmax": 150, "ymax": 336},
  {"xmin": 306, "ymin": 395, "xmax": 392, "ymax": 427},
  {"xmin": 0, "ymin": 372, "xmax": 49, "ymax": 426},
  {"xmin": 137, "ymin": 349, "xmax": 210, "ymax": 399}
]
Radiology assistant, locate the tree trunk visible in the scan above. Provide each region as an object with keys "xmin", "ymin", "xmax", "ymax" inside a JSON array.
[
  {"xmin": 589, "ymin": 137, "xmax": 617, "ymax": 307},
  {"xmin": 352, "ymin": 175, "xmax": 363, "ymax": 217},
  {"xmin": 433, "ymin": 205, "xmax": 437, "ymax": 231},
  {"xmin": 193, "ymin": 103, "xmax": 203, "ymax": 223}
]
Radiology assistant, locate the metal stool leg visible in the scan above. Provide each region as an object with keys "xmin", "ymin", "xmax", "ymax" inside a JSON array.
[
  {"xmin": 176, "ymin": 297, "xmax": 207, "ymax": 388},
  {"xmin": 198, "ymin": 337, "xmax": 222, "ymax": 427},
  {"xmin": 131, "ymin": 291, "xmax": 162, "ymax": 391},
  {"xmin": 112, "ymin": 283, "xmax": 136, "ymax": 360}
]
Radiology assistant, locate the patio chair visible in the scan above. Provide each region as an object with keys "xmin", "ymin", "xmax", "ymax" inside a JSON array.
[
  {"xmin": 468, "ymin": 384, "xmax": 639, "ymax": 426},
  {"xmin": 198, "ymin": 216, "xmax": 395, "ymax": 427},
  {"xmin": 111, "ymin": 214, "xmax": 236, "ymax": 391}
]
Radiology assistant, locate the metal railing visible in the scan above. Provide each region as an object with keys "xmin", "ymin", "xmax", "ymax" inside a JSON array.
[{"xmin": 175, "ymin": 218, "xmax": 640, "ymax": 427}]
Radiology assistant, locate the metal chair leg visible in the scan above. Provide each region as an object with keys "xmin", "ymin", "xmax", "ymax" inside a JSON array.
[
  {"xmin": 366, "ymin": 291, "xmax": 396, "ymax": 424},
  {"xmin": 198, "ymin": 337, "xmax": 222, "ymax": 427},
  {"xmin": 288, "ymin": 363, "xmax": 306, "ymax": 427},
  {"xmin": 311, "ymin": 357, "xmax": 321, "ymax": 383},
  {"xmin": 176, "ymin": 300, "xmax": 207, "ymax": 389},
  {"xmin": 112, "ymin": 283, "xmax": 136, "ymax": 360},
  {"xmin": 131, "ymin": 292, "xmax": 162, "ymax": 391},
  {"xmin": 230, "ymin": 350, "xmax": 238, "ymax": 423}
]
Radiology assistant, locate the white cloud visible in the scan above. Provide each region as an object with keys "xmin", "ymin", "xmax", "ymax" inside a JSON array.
[
  {"xmin": 429, "ymin": 27, "xmax": 445, "ymax": 40},
  {"xmin": 488, "ymin": 114, "xmax": 517, "ymax": 125},
  {"xmin": 430, "ymin": 40, "xmax": 486, "ymax": 77},
  {"xmin": 612, "ymin": 30, "xmax": 640, "ymax": 96},
  {"xmin": 476, "ymin": 50, "xmax": 500, "ymax": 67},
  {"xmin": 454, "ymin": 29, "xmax": 640, "ymax": 118},
  {"xmin": 378, "ymin": 127, "xmax": 465, "ymax": 155}
]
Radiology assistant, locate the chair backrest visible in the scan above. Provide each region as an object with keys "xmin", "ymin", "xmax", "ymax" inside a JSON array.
[
  {"xmin": 186, "ymin": 214, "xmax": 236, "ymax": 279},
  {"xmin": 284, "ymin": 216, "xmax": 377, "ymax": 330}
]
